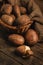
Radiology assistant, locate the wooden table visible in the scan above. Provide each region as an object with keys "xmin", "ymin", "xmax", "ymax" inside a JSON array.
[{"xmin": 0, "ymin": 28, "xmax": 43, "ymax": 65}]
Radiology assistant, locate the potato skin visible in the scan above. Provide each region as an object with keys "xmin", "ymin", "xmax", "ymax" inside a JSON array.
[
  {"xmin": 15, "ymin": 45, "xmax": 33, "ymax": 57},
  {"xmin": 1, "ymin": 14, "xmax": 15, "ymax": 25},
  {"xmin": 13, "ymin": 5, "xmax": 20, "ymax": 17},
  {"xmin": 8, "ymin": 34, "xmax": 25, "ymax": 45},
  {"xmin": 15, "ymin": 15, "xmax": 33, "ymax": 33},
  {"xmin": 1, "ymin": 4, "xmax": 12, "ymax": 14},
  {"xmin": 20, "ymin": 7, "xmax": 27, "ymax": 14},
  {"xmin": 16, "ymin": 15, "xmax": 32, "ymax": 26},
  {"xmin": 10, "ymin": 15, "xmax": 16, "ymax": 21},
  {"xmin": 25, "ymin": 29, "xmax": 39, "ymax": 45}
]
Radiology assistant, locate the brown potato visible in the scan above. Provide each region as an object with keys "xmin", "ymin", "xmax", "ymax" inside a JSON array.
[
  {"xmin": 25, "ymin": 29, "xmax": 39, "ymax": 45},
  {"xmin": 15, "ymin": 15, "xmax": 33, "ymax": 33},
  {"xmin": 16, "ymin": 15, "xmax": 33, "ymax": 26},
  {"xmin": 1, "ymin": 4, "xmax": 12, "ymax": 14},
  {"xmin": 8, "ymin": 34, "xmax": 25, "ymax": 45},
  {"xmin": 0, "ymin": 19, "xmax": 17, "ymax": 30},
  {"xmin": 13, "ymin": 4, "xmax": 20, "ymax": 17},
  {"xmin": 15, "ymin": 45, "xmax": 33, "ymax": 58},
  {"xmin": 20, "ymin": 7, "xmax": 27, "ymax": 14},
  {"xmin": 1, "ymin": 14, "xmax": 15, "ymax": 25},
  {"xmin": 10, "ymin": 15, "xmax": 16, "ymax": 21}
]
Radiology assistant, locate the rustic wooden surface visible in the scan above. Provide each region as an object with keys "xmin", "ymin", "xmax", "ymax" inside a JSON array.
[
  {"xmin": 0, "ymin": 30, "xmax": 43, "ymax": 65},
  {"xmin": 0, "ymin": 0, "xmax": 43, "ymax": 65}
]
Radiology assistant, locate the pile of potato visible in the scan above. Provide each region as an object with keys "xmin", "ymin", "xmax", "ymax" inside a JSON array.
[{"xmin": 0, "ymin": 0, "xmax": 39, "ymax": 58}]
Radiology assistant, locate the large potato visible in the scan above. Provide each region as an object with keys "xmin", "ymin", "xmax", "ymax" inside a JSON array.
[
  {"xmin": 1, "ymin": 14, "xmax": 15, "ymax": 25},
  {"xmin": 25, "ymin": 29, "xmax": 39, "ymax": 45},
  {"xmin": 16, "ymin": 15, "xmax": 33, "ymax": 26},
  {"xmin": 1, "ymin": 4, "xmax": 12, "ymax": 14},
  {"xmin": 8, "ymin": 34, "xmax": 25, "ymax": 45},
  {"xmin": 15, "ymin": 15, "xmax": 33, "ymax": 33}
]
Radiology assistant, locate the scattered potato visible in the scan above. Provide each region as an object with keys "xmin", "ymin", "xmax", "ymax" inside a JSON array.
[
  {"xmin": 8, "ymin": 34, "xmax": 25, "ymax": 45},
  {"xmin": 25, "ymin": 29, "xmax": 39, "ymax": 45},
  {"xmin": 15, "ymin": 45, "xmax": 33, "ymax": 58}
]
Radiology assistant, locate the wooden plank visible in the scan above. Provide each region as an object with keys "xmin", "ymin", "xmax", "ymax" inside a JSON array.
[
  {"xmin": 0, "ymin": 51, "xmax": 21, "ymax": 65},
  {"xmin": 0, "ymin": 49, "xmax": 31, "ymax": 65},
  {"xmin": 0, "ymin": 32, "xmax": 43, "ymax": 65},
  {"xmin": 0, "ymin": 39, "xmax": 43, "ymax": 65},
  {"xmin": 30, "ymin": 57, "xmax": 43, "ymax": 65},
  {"xmin": 31, "ymin": 43, "xmax": 43, "ymax": 61}
]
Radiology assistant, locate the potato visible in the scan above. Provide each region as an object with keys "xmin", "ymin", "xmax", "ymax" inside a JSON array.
[
  {"xmin": 15, "ymin": 45, "xmax": 33, "ymax": 58},
  {"xmin": 10, "ymin": 15, "xmax": 16, "ymax": 21},
  {"xmin": 25, "ymin": 29, "xmax": 39, "ymax": 45},
  {"xmin": 15, "ymin": 15, "xmax": 33, "ymax": 33},
  {"xmin": 16, "ymin": 15, "xmax": 33, "ymax": 26},
  {"xmin": 8, "ymin": 34, "xmax": 25, "ymax": 45},
  {"xmin": 20, "ymin": 7, "xmax": 27, "ymax": 14},
  {"xmin": 1, "ymin": 4, "xmax": 12, "ymax": 14},
  {"xmin": 0, "ymin": 19, "xmax": 17, "ymax": 30},
  {"xmin": 13, "ymin": 4, "xmax": 20, "ymax": 17},
  {"xmin": 1, "ymin": 14, "xmax": 15, "ymax": 25}
]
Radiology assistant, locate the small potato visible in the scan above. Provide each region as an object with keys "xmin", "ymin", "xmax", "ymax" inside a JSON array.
[
  {"xmin": 15, "ymin": 45, "xmax": 33, "ymax": 58},
  {"xmin": 1, "ymin": 14, "xmax": 15, "ymax": 25},
  {"xmin": 13, "ymin": 5, "xmax": 20, "ymax": 17},
  {"xmin": 10, "ymin": 15, "xmax": 16, "ymax": 21},
  {"xmin": 8, "ymin": 34, "xmax": 25, "ymax": 45},
  {"xmin": 20, "ymin": 7, "xmax": 27, "ymax": 14},
  {"xmin": 25, "ymin": 29, "xmax": 39, "ymax": 45},
  {"xmin": 1, "ymin": 4, "xmax": 12, "ymax": 14}
]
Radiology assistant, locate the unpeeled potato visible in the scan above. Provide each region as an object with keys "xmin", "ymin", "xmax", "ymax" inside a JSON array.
[
  {"xmin": 8, "ymin": 34, "xmax": 25, "ymax": 45},
  {"xmin": 15, "ymin": 15, "xmax": 33, "ymax": 33},
  {"xmin": 25, "ymin": 29, "xmax": 39, "ymax": 45},
  {"xmin": 16, "ymin": 15, "xmax": 33, "ymax": 26},
  {"xmin": 13, "ymin": 4, "xmax": 20, "ymax": 17},
  {"xmin": 1, "ymin": 14, "xmax": 15, "ymax": 25},
  {"xmin": 20, "ymin": 7, "xmax": 27, "ymax": 14},
  {"xmin": 1, "ymin": 4, "xmax": 12, "ymax": 14},
  {"xmin": 15, "ymin": 45, "xmax": 33, "ymax": 58}
]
